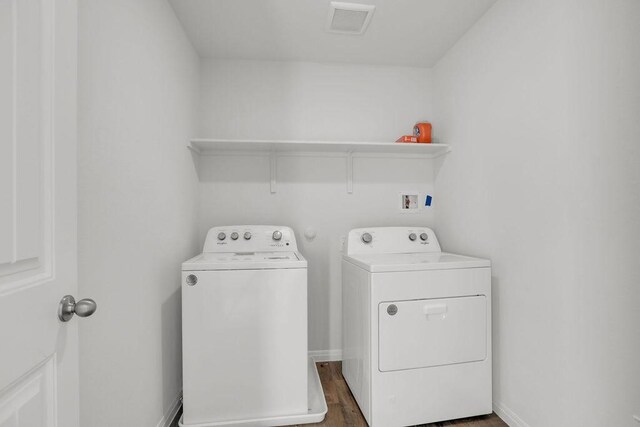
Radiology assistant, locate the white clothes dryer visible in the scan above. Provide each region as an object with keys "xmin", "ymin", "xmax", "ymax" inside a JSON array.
[
  {"xmin": 180, "ymin": 226, "xmax": 326, "ymax": 427},
  {"xmin": 342, "ymin": 227, "xmax": 492, "ymax": 427}
]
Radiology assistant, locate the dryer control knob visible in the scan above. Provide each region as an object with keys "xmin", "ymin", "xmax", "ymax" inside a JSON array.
[
  {"xmin": 420, "ymin": 233, "xmax": 428, "ymax": 241},
  {"xmin": 409, "ymin": 233, "xmax": 417, "ymax": 241},
  {"xmin": 243, "ymin": 232, "xmax": 252, "ymax": 240},
  {"xmin": 217, "ymin": 232, "xmax": 226, "ymax": 241},
  {"xmin": 361, "ymin": 233, "xmax": 372, "ymax": 244},
  {"xmin": 230, "ymin": 232, "xmax": 239, "ymax": 240},
  {"xmin": 272, "ymin": 230, "xmax": 283, "ymax": 241}
]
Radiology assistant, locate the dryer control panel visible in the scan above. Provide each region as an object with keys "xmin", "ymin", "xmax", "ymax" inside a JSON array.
[
  {"xmin": 203, "ymin": 225, "xmax": 298, "ymax": 252},
  {"xmin": 346, "ymin": 227, "xmax": 441, "ymax": 255}
]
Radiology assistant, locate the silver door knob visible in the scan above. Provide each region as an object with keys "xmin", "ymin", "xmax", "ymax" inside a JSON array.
[{"xmin": 58, "ymin": 295, "xmax": 97, "ymax": 322}]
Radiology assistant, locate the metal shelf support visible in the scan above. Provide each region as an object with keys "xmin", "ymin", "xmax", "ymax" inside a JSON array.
[
  {"xmin": 347, "ymin": 152, "xmax": 353, "ymax": 194},
  {"xmin": 270, "ymin": 152, "xmax": 277, "ymax": 194}
]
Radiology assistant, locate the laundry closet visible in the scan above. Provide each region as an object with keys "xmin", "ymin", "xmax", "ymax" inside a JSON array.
[
  {"xmin": 2, "ymin": 0, "xmax": 636, "ymax": 426},
  {"xmin": 78, "ymin": 1, "xmax": 640, "ymax": 426}
]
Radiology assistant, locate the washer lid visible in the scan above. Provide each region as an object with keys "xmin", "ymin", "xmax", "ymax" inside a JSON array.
[
  {"xmin": 343, "ymin": 252, "xmax": 490, "ymax": 273},
  {"xmin": 182, "ymin": 251, "xmax": 307, "ymax": 271}
]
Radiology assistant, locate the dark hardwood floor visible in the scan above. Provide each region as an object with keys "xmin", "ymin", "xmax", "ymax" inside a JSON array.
[{"xmin": 300, "ymin": 361, "xmax": 507, "ymax": 427}]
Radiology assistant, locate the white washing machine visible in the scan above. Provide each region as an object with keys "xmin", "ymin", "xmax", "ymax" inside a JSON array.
[
  {"xmin": 342, "ymin": 227, "xmax": 492, "ymax": 427},
  {"xmin": 180, "ymin": 225, "xmax": 327, "ymax": 427}
]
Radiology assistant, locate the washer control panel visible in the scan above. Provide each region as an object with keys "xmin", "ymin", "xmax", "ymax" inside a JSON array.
[
  {"xmin": 203, "ymin": 225, "xmax": 297, "ymax": 252},
  {"xmin": 346, "ymin": 227, "xmax": 441, "ymax": 255}
]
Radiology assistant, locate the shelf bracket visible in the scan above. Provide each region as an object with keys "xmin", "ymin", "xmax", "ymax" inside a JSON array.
[
  {"xmin": 270, "ymin": 152, "xmax": 277, "ymax": 194},
  {"xmin": 346, "ymin": 152, "xmax": 353, "ymax": 194}
]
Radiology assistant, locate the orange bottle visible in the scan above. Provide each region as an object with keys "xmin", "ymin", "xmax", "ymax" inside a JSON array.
[{"xmin": 413, "ymin": 122, "xmax": 432, "ymax": 143}]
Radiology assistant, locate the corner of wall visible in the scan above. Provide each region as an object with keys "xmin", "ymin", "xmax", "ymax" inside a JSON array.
[
  {"xmin": 156, "ymin": 391, "xmax": 183, "ymax": 427},
  {"xmin": 493, "ymin": 401, "xmax": 530, "ymax": 427}
]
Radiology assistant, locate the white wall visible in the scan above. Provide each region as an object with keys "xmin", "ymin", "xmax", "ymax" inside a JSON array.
[
  {"xmin": 197, "ymin": 59, "xmax": 437, "ymax": 356},
  {"xmin": 433, "ymin": 1, "xmax": 640, "ymax": 425},
  {"xmin": 199, "ymin": 59, "xmax": 432, "ymax": 141},
  {"xmin": 77, "ymin": 1, "xmax": 200, "ymax": 425}
]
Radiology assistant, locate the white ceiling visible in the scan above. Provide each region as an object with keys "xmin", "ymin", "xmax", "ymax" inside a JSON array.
[{"xmin": 169, "ymin": 0, "xmax": 497, "ymax": 68}]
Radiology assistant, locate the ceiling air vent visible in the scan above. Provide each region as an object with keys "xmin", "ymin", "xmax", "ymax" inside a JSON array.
[{"xmin": 327, "ymin": 2, "xmax": 376, "ymax": 35}]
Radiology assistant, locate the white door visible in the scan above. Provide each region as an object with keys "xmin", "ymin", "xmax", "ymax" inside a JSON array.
[{"xmin": 0, "ymin": 0, "xmax": 82, "ymax": 426}]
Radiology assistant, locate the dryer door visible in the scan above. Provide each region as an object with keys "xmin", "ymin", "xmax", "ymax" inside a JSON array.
[{"xmin": 378, "ymin": 296, "xmax": 486, "ymax": 372}]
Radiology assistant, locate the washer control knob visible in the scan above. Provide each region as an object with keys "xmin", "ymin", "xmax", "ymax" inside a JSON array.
[
  {"xmin": 361, "ymin": 232, "xmax": 372, "ymax": 244},
  {"xmin": 420, "ymin": 233, "xmax": 429, "ymax": 241},
  {"xmin": 230, "ymin": 232, "xmax": 239, "ymax": 240},
  {"xmin": 217, "ymin": 232, "xmax": 226, "ymax": 241},
  {"xmin": 272, "ymin": 230, "xmax": 283, "ymax": 241},
  {"xmin": 409, "ymin": 233, "xmax": 417, "ymax": 241},
  {"xmin": 243, "ymin": 232, "xmax": 252, "ymax": 240}
]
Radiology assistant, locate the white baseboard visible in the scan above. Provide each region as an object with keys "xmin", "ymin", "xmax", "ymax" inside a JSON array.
[
  {"xmin": 156, "ymin": 390, "xmax": 183, "ymax": 427},
  {"xmin": 309, "ymin": 349, "xmax": 343, "ymax": 362},
  {"xmin": 493, "ymin": 401, "xmax": 530, "ymax": 427}
]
